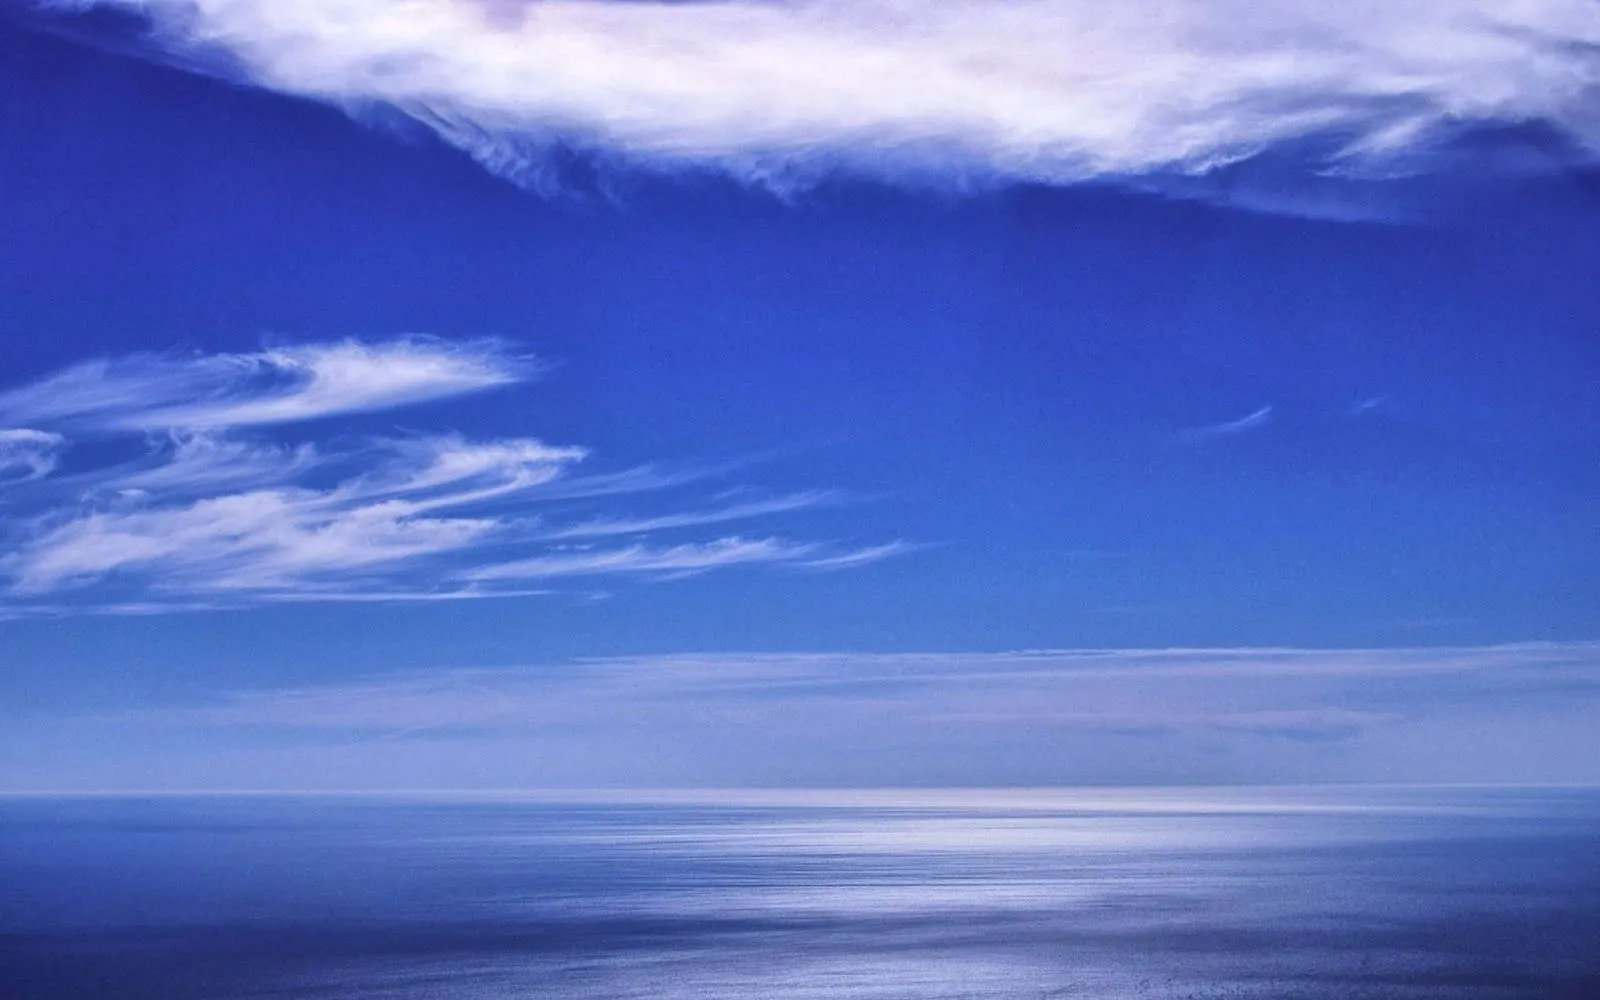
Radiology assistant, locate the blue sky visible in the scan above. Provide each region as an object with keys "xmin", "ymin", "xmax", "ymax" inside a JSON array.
[{"xmin": 1, "ymin": 0, "xmax": 1598, "ymax": 788}]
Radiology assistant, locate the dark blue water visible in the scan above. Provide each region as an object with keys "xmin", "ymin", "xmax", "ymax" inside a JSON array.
[{"xmin": 2, "ymin": 788, "xmax": 1598, "ymax": 999}]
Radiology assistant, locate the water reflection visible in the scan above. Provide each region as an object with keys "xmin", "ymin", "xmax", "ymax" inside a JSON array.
[{"xmin": 2, "ymin": 787, "xmax": 1597, "ymax": 998}]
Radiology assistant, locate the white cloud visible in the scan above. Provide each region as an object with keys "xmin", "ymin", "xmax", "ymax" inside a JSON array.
[
  {"xmin": 0, "ymin": 337, "xmax": 526, "ymax": 431},
  {"xmin": 187, "ymin": 643, "xmax": 1600, "ymax": 728},
  {"xmin": 109, "ymin": 434, "xmax": 317, "ymax": 493},
  {"xmin": 10, "ymin": 491, "xmax": 484, "ymax": 595},
  {"xmin": 160, "ymin": 642, "xmax": 1600, "ymax": 784},
  {"xmin": 461, "ymin": 535, "xmax": 821, "ymax": 580},
  {"xmin": 349, "ymin": 436, "xmax": 587, "ymax": 508},
  {"xmin": 800, "ymin": 541, "xmax": 918, "ymax": 571},
  {"xmin": 0, "ymin": 430, "xmax": 65, "ymax": 484},
  {"xmin": 1178, "ymin": 404, "xmax": 1273, "ymax": 442},
  {"xmin": 64, "ymin": 0, "xmax": 1600, "ymax": 191},
  {"xmin": 0, "ymin": 339, "xmax": 904, "ymax": 609},
  {"xmin": 543, "ymin": 490, "xmax": 837, "ymax": 539}
]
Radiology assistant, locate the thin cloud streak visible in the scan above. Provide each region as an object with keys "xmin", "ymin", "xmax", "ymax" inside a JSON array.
[
  {"xmin": 0, "ymin": 337, "xmax": 526, "ymax": 432},
  {"xmin": 461, "ymin": 536, "xmax": 822, "ymax": 581},
  {"xmin": 1178, "ymin": 405, "xmax": 1273, "ymax": 442},
  {"xmin": 800, "ymin": 541, "xmax": 919, "ymax": 571},
  {"xmin": 8, "ymin": 482, "xmax": 504, "ymax": 596},
  {"xmin": 0, "ymin": 339, "xmax": 905, "ymax": 611},
  {"xmin": 150, "ymin": 642, "xmax": 1600, "ymax": 784},
  {"xmin": 0, "ymin": 430, "xmax": 65, "ymax": 484},
  {"xmin": 183, "ymin": 643, "xmax": 1600, "ymax": 728},
  {"xmin": 543, "ymin": 490, "xmax": 841, "ymax": 540},
  {"xmin": 51, "ymin": 0, "xmax": 1600, "ymax": 193},
  {"xmin": 106, "ymin": 434, "xmax": 318, "ymax": 495}
]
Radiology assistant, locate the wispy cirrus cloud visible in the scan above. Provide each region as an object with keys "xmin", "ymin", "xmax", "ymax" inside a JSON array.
[
  {"xmin": 182, "ymin": 642, "xmax": 1600, "ymax": 732},
  {"xmin": 543, "ymin": 490, "xmax": 840, "ymax": 540},
  {"xmin": 0, "ymin": 337, "xmax": 526, "ymax": 431},
  {"xmin": 463, "ymin": 532, "xmax": 910, "ymax": 580},
  {"xmin": 149, "ymin": 642, "xmax": 1600, "ymax": 785},
  {"xmin": 106, "ymin": 434, "xmax": 318, "ymax": 494},
  {"xmin": 0, "ymin": 338, "xmax": 905, "ymax": 612},
  {"xmin": 1177, "ymin": 404, "xmax": 1273, "ymax": 443},
  {"xmin": 464, "ymin": 536, "xmax": 819, "ymax": 582},
  {"xmin": 799, "ymin": 541, "xmax": 921, "ymax": 571},
  {"xmin": 0, "ymin": 430, "xmax": 65, "ymax": 485},
  {"xmin": 37, "ymin": 0, "xmax": 1600, "ymax": 195}
]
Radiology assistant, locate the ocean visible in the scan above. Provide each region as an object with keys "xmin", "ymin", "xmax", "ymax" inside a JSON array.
[{"xmin": 2, "ymin": 787, "xmax": 1597, "ymax": 999}]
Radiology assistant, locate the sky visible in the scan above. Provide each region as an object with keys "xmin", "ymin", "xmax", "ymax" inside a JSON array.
[{"xmin": 1, "ymin": 0, "xmax": 1598, "ymax": 789}]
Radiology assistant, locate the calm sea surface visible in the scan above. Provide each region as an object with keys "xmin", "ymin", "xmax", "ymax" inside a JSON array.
[{"xmin": 2, "ymin": 788, "xmax": 1597, "ymax": 999}]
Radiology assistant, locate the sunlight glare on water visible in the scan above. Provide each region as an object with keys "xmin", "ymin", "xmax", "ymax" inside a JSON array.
[{"xmin": 2, "ymin": 786, "xmax": 1597, "ymax": 999}]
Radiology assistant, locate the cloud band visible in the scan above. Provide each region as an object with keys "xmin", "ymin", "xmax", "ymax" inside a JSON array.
[
  {"xmin": 40, "ymin": 0, "xmax": 1600, "ymax": 192},
  {"xmin": 0, "ymin": 337, "xmax": 904, "ymax": 611}
]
